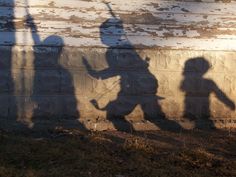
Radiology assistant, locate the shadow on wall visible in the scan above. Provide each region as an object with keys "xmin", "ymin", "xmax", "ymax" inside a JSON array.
[
  {"xmin": 24, "ymin": 14, "xmax": 86, "ymax": 130},
  {"xmin": 83, "ymin": 5, "xmax": 181, "ymax": 132},
  {"xmin": 180, "ymin": 57, "xmax": 235, "ymax": 129},
  {"xmin": 3, "ymin": 2, "xmax": 236, "ymax": 132},
  {"xmin": 6, "ymin": 0, "xmax": 17, "ymax": 120}
]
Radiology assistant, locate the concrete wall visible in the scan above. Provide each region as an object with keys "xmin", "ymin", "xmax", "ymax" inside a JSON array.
[{"xmin": 1, "ymin": 0, "xmax": 236, "ymax": 130}]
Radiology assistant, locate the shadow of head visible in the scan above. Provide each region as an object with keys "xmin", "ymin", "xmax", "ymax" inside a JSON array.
[
  {"xmin": 183, "ymin": 57, "xmax": 210, "ymax": 76},
  {"xmin": 100, "ymin": 18, "xmax": 126, "ymax": 46},
  {"xmin": 42, "ymin": 35, "xmax": 64, "ymax": 59}
]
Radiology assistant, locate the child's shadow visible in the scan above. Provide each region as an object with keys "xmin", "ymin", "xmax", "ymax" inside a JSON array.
[
  {"xmin": 180, "ymin": 57, "xmax": 235, "ymax": 129},
  {"xmin": 83, "ymin": 17, "xmax": 181, "ymax": 132}
]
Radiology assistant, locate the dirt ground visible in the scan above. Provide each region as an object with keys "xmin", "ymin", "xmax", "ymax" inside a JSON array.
[{"xmin": 0, "ymin": 128, "xmax": 235, "ymax": 177}]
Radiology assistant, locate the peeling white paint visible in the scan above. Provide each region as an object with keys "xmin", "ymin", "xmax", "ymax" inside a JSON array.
[
  {"xmin": 0, "ymin": 0, "xmax": 235, "ymax": 51},
  {"xmin": 0, "ymin": 31, "xmax": 232, "ymax": 51}
]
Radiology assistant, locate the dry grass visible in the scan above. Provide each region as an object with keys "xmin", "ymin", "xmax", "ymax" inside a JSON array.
[{"xmin": 0, "ymin": 128, "xmax": 235, "ymax": 177}]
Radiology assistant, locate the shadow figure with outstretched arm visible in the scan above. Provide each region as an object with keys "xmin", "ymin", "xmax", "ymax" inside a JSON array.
[
  {"xmin": 83, "ymin": 3, "xmax": 181, "ymax": 132},
  {"xmin": 180, "ymin": 57, "xmax": 235, "ymax": 129},
  {"xmin": 25, "ymin": 14, "xmax": 85, "ymax": 130}
]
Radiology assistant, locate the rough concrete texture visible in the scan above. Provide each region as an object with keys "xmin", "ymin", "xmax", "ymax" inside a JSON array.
[{"xmin": 0, "ymin": 46, "xmax": 235, "ymax": 130}]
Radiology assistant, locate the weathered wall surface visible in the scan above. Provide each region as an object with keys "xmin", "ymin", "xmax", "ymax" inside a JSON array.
[{"xmin": 1, "ymin": 0, "xmax": 236, "ymax": 130}]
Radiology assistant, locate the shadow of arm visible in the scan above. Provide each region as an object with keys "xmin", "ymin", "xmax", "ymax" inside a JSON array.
[
  {"xmin": 214, "ymin": 84, "xmax": 235, "ymax": 110},
  {"xmin": 25, "ymin": 14, "xmax": 41, "ymax": 44},
  {"xmin": 82, "ymin": 57, "xmax": 117, "ymax": 79}
]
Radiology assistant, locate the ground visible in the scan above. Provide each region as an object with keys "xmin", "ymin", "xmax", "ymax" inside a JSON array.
[{"xmin": 0, "ymin": 128, "xmax": 235, "ymax": 177}]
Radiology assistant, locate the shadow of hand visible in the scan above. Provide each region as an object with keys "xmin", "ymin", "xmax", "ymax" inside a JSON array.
[
  {"xmin": 25, "ymin": 14, "xmax": 37, "ymax": 31},
  {"xmin": 82, "ymin": 57, "xmax": 92, "ymax": 71},
  {"xmin": 82, "ymin": 57, "xmax": 100, "ymax": 79},
  {"xmin": 230, "ymin": 102, "xmax": 236, "ymax": 111}
]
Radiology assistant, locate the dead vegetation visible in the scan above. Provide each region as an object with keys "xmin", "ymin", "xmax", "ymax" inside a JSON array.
[{"xmin": 0, "ymin": 128, "xmax": 235, "ymax": 177}]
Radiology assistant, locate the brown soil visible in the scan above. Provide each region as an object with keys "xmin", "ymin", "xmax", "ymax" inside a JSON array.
[{"xmin": 0, "ymin": 128, "xmax": 235, "ymax": 177}]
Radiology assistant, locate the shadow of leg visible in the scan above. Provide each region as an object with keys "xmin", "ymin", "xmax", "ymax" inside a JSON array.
[
  {"xmin": 141, "ymin": 96, "xmax": 182, "ymax": 132},
  {"xmin": 106, "ymin": 98, "xmax": 135, "ymax": 132}
]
